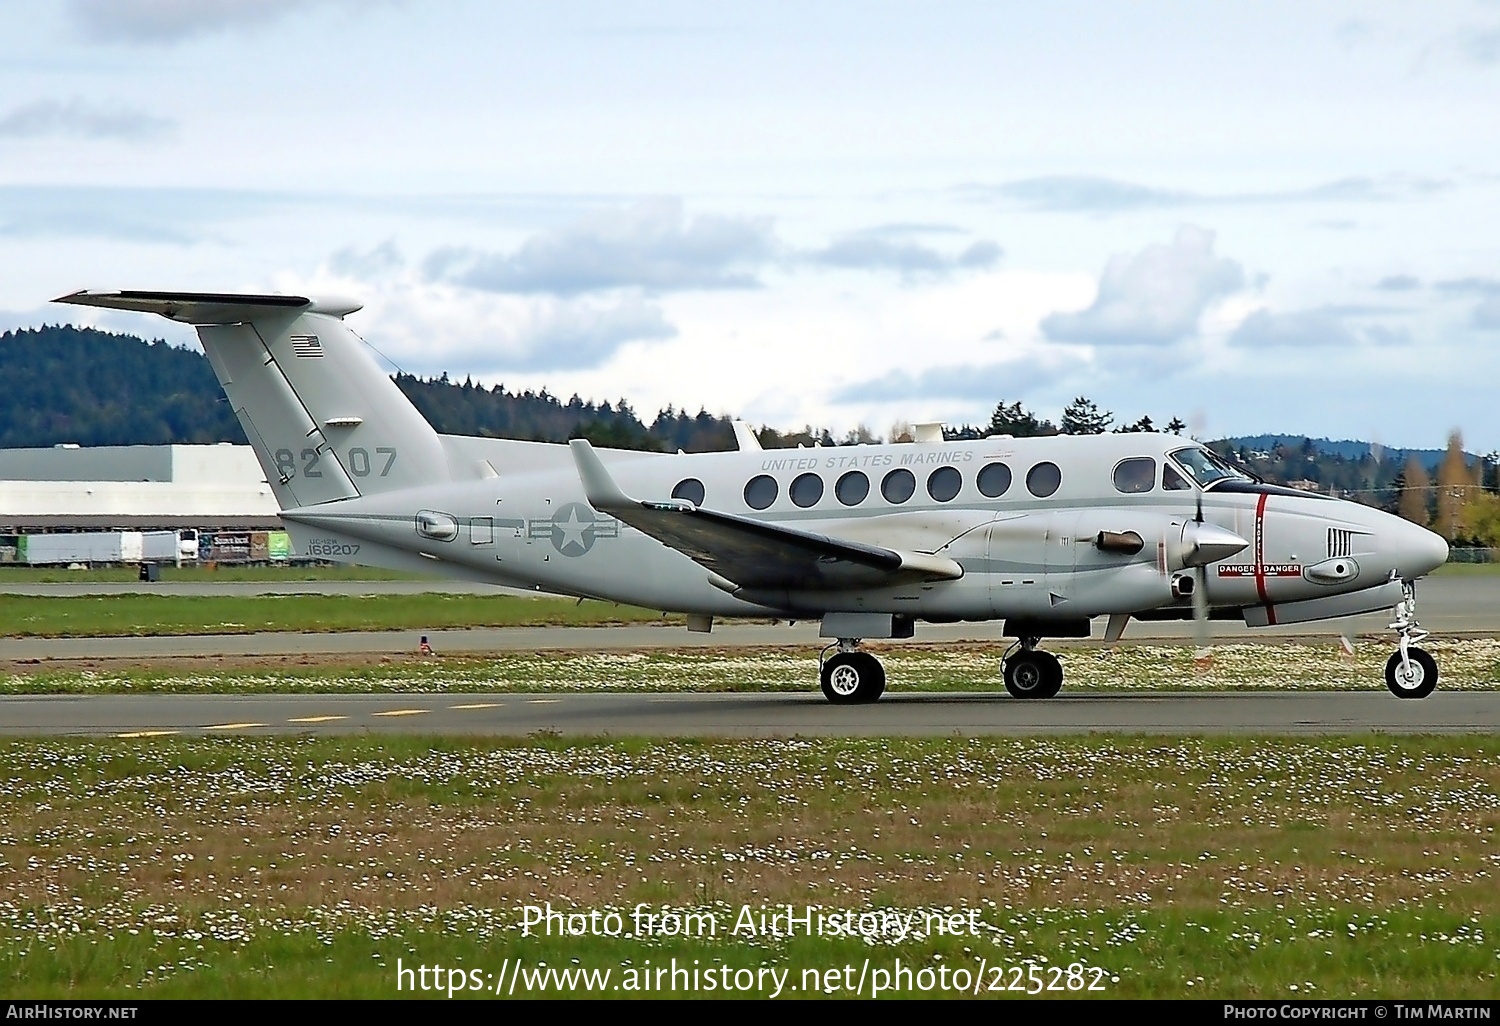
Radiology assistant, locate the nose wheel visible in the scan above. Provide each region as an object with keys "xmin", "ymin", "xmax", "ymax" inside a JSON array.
[
  {"xmin": 1002, "ymin": 641, "xmax": 1063, "ymax": 699},
  {"xmin": 1386, "ymin": 580, "xmax": 1439, "ymax": 699}
]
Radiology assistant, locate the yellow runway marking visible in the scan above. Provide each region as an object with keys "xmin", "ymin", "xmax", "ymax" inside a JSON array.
[
  {"xmin": 203, "ymin": 722, "xmax": 266, "ymax": 730},
  {"xmin": 287, "ymin": 715, "xmax": 348, "ymax": 724},
  {"xmin": 449, "ymin": 702, "xmax": 502, "ymax": 710},
  {"xmin": 116, "ymin": 730, "xmax": 179, "ymax": 738},
  {"xmin": 371, "ymin": 708, "xmax": 429, "ymax": 717}
]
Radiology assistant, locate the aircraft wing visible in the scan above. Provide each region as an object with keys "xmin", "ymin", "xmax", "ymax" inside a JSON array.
[{"xmin": 569, "ymin": 439, "xmax": 963, "ymax": 591}]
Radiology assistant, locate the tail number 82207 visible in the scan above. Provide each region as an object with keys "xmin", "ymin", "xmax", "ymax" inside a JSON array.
[{"xmin": 273, "ymin": 446, "xmax": 397, "ymax": 481}]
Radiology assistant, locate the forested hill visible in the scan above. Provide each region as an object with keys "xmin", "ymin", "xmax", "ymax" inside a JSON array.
[
  {"xmin": 0, "ymin": 326, "xmax": 1463, "ymax": 481},
  {"xmin": 0, "ymin": 325, "xmax": 738, "ymax": 451},
  {"xmin": 1221, "ymin": 434, "xmax": 1450, "ymax": 473},
  {"xmin": 0, "ymin": 325, "xmax": 244, "ymax": 448}
]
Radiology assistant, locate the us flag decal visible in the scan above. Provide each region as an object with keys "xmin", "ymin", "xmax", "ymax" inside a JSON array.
[{"xmin": 290, "ymin": 334, "xmax": 323, "ymax": 358}]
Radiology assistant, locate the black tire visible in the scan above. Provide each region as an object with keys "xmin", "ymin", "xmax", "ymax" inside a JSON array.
[
  {"xmin": 1036, "ymin": 650, "xmax": 1063, "ymax": 699},
  {"xmin": 1385, "ymin": 647, "xmax": 1438, "ymax": 699},
  {"xmin": 821, "ymin": 652, "xmax": 886, "ymax": 704},
  {"xmin": 1004, "ymin": 652, "xmax": 1052, "ymax": 699}
]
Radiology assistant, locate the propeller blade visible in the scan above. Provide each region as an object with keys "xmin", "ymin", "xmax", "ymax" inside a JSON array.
[
  {"xmin": 1191, "ymin": 476, "xmax": 1213, "ymax": 671},
  {"xmin": 1192, "ymin": 563, "xmax": 1213, "ymax": 672}
]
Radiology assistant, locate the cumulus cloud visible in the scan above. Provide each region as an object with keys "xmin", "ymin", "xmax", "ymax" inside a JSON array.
[
  {"xmin": 0, "ymin": 210, "xmax": 197, "ymax": 244},
  {"xmin": 327, "ymin": 239, "xmax": 404, "ymax": 279},
  {"xmin": 1041, "ymin": 226, "xmax": 1244, "ymax": 347},
  {"xmin": 1375, "ymin": 274, "xmax": 1422, "ymax": 291},
  {"xmin": 1228, "ymin": 307, "xmax": 1408, "ymax": 349},
  {"xmin": 502, "ymin": 296, "xmax": 676, "ymax": 371},
  {"xmin": 959, "ymin": 174, "xmax": 1443, "ymax": 214},
  {"xmin": 66, "ymin": 0, "xmax": 374, "ymax": 43},
  {"xmin": 806, "ymin": 235, "xmax": 1000, "ymax": 278},
  {"xmin": 1435, "ymin": 277, "xmax": 1500, "ymax": 295},
  {"xmin": 832, "ymin": 358, "xmax": 1063, "ymax": 404},
  {"xmin": 1461, "ymin": 25, "xmax": 1500, "ymax": 65},
  {"xmin": 1472, "ymin": 297, "xmax": 1500, "ymax": 330},
  {"xmin": 0, "ymin": 98, "xmax": 174, "ymax": 142},
  {"xmin": 425, "ymin": 199, "xmax": 776, "ymax": 295},
  {"xmin": 364, "ymin": 289, "xmax": 677, "ymax": 376}
]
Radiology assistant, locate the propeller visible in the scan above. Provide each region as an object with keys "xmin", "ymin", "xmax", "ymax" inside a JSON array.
[{"xmin": 1190, "ymin": 480, "xmax": 1213, "ymax": 672}]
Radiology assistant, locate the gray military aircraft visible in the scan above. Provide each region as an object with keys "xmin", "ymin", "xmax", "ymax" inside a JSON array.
[{"xmin": 56, "ymin": 289, "xmax": 1451, "ymax": 702}]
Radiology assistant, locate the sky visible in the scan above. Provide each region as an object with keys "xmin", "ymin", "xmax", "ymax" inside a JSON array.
[{"xmin": 2, "ymin": 0, "xmax": 1499, "ymax": 451}]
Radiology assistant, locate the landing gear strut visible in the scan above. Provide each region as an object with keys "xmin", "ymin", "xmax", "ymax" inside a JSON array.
[
  {"xmin": 819, "ymin": 639, "xmax": 886, "ymax": 704},
  {"xmin": 1002, "ymin": 638, "xmax": 1063, "ymax": 699},
  {"xmin": 1385, "ymin": 580, "xmax": 1438, "ymax": 699}
]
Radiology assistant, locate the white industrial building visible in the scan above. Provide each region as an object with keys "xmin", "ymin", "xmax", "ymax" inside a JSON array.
[{"xmin": 0, "ymin": 444, "xmax": 279, "ymax": 530}]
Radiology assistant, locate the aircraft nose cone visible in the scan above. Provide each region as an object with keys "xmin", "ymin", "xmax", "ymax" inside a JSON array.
[
  {"xmin": 1393, "ymin": 519, "xmax": 1449, "ymax": 580},
  {"xmin": 1182, "ymin": 522, "xmax": 1250, "ymax": 567}
]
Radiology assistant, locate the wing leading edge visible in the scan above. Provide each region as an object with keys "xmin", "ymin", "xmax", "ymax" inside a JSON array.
[{"xmin": 569, "ymin": 439, "xmax": 963, "ymax": 591}]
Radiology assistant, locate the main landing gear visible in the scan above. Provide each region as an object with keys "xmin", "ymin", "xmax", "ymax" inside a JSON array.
[
  {"xmin": 1385, "ymin": 580, "xmax": 1439, "ymax": 699},
  {"xmin": 1002, "ymin": 638, "xmax": 1063, "ymax": 699},
  {"xmin": 819, "ymin": 640, "xmax": 886, "ymax": 704}
]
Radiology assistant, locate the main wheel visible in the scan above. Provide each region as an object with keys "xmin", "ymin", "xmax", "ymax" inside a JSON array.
[
  {"xmin": 1004, "ymin": 651, "xmax": 1059, "ymax": 699},
  {"xmin": 1036, "ymin": 650, "xmax": 1063, "ymax": 699},
  {"xmin": 821, "ymin": 652, "xmax": 886, "ymax": 704},
  {"xmin": 1385, "ymin": 646, "xmax": 1438, "ymax": 699}
]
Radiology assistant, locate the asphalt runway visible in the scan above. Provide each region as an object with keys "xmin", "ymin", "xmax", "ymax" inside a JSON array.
[
  {"xmin": 3, "ymin": 690, "xmax": 1497, "ymax": 737},
  {"xmin": 1, "ymin": 574, "xmax": 1492, "ymax": 738}
]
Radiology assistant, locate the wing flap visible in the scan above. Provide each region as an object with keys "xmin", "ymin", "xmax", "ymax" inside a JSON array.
[{"xmin": 569, "ymin": 439, "xmax": 963, "ymax": 591}]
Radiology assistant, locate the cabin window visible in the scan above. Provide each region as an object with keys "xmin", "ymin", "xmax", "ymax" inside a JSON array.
[
  {"xmin": 1112, "ymin": 457, "xmax": 1157, "ymax": 494},
  {"xmin": 744, "ymin": 474, "xmax": 778, "ymax": 510},
  {"xmin": 976, "ymin": 462, "xmax": 1012, "ymax": 497},
  {"xmin": 1163, "ymin": 464, "xmax": 1193, "ymax": 490},
  {"xmin": 415, "ymin": 510, "xmax": 458, "ymax": 542},
  {"xmin": 470, "ymin": 516, "xmax": 494, "ymax": 545},
  {"xmin": 835, "ymin": 470, "xmax": 870, "ymax": 506},
  {"xmin": 672, "ymin": 478, "xmax": 706, "ymax": 506},
  {"xmin": 881, "ymin": 468, "xmax": 916, "ymax": 504},
  {"xmin": 927, "ymin": 466, "xmax": 962, "ymax": 502},
  {"xmin": 1026, "ymin": 462, "xmax": 1061, "ymax": 498},
  {"xmin": 790, "ymin": 472, "xmax": 824, "ymax": 508}
]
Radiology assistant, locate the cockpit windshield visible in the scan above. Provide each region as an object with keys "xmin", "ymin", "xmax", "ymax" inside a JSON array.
[{"xmin": 1169, "ymin": 447, "xmax": 1251, "ymax": 489}]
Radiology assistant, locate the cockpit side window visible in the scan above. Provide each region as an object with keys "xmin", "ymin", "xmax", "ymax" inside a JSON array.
[
  {"xmin": 1112, "ymin": 457, "xmax": 1156, "ymax": 494},
  {"xmin": 1163, "ymin": 464, "xmax": 1193, "ymax": 491},
  {"xmin": 1169, "ymin": 447, "xmax": 1248, "ymax": 489}
]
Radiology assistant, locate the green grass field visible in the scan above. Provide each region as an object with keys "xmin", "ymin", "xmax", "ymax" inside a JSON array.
[
  {"xmin": 0, "ymin": 592, "xmax": 674, "ymax": 638},
  {"xmin": 0, "ymin": 734, "xmax": 1496, "ymax": 998}
]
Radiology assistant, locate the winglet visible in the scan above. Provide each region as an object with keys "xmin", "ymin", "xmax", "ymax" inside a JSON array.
[{"xmin": 569, "ymin": 439, "xmax": 635, "ymax": 512}]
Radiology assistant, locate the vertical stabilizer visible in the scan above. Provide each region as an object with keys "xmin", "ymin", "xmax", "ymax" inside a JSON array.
[{"xmin": 53, "ymin": 291, "xmax": 453, "ymax": 509}]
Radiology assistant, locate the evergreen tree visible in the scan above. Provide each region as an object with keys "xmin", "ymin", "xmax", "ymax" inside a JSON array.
[
  {"xmin": 1060, "ymin": 397, "xmax": 1112, "ymax": 434},
  {"xmin": 986, "ymin": 401, "xmax": 1055, "ymax": 437}
]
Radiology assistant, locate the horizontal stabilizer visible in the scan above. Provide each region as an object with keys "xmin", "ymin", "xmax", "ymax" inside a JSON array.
[
  {"xmin": 569, "ymin": 439, "xmax": 962, "ymax": 591},
  {"xmin": 54, "ymin": 290, "xmax": 361, "ymax": 324}
]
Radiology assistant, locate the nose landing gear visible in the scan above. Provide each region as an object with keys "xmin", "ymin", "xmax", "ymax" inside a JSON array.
[{"xmin": 1385, "ymin": 580, "xmax": 1438, "ymax": 699}]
